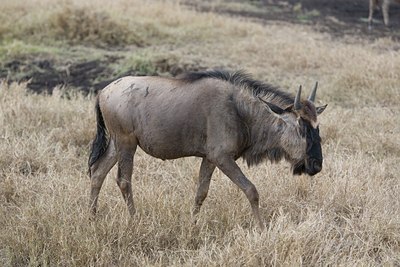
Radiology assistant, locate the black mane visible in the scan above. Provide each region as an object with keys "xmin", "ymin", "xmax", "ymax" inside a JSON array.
[{"xmin": 179, "ymin": 70, "xmax": 294, "ymax": 105}]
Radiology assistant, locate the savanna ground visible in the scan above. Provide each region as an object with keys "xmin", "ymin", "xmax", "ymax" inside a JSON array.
[{"xmin": 1, "ymin": 0, "xmax": 400, "ymax": 266}]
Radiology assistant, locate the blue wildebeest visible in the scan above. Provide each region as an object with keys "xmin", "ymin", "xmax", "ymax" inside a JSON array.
[{"xmin": 88, "ymin": 70, "xmax": 327, "ymax": 229}]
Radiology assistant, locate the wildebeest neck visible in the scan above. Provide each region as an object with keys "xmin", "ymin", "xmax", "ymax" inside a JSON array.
[{"xmin": 233, "ymin": 89, "xmax": 289, "ymax": 167}]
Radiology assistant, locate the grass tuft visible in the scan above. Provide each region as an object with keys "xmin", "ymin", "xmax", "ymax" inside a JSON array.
[{"xmin": 48, "ymin": 5, "xmax": 144, "ymax": 47}]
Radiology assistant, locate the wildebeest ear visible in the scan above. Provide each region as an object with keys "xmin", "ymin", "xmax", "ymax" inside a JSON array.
[
  {"xmin": 258, "ymin": 97, "xmax": 285, "ymax": 115},
  {"xmin": 316, "ymin": 104, "xmax": 327, "ymax": 115}
]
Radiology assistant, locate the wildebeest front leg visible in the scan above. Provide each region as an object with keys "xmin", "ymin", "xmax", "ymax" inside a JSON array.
[
  {"xmin": 116, "ymin": 142, "xmax": 137, "ymax": 217},
  {"xmin": 212, "ymin": 156, "xmax": 264, "ymax": 230},
  {"xmin": 193, "ymin": 158, "xmax": 216, "ymax": 216}
]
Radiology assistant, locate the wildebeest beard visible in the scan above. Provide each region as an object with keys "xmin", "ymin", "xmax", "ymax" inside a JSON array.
[{"xmin": 292, "ymin": 121, "xmax": 323, "ymax": 176}]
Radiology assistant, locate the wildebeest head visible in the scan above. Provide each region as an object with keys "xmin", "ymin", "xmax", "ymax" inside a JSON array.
[{"xmin": 259, "ymin": 83, "xmax": 327, "ymax": 176}]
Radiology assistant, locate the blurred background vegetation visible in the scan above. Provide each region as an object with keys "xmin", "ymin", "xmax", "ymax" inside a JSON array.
[{"xmin": 1, "ymin": 0, "xmax": 399, "ymax": 93}]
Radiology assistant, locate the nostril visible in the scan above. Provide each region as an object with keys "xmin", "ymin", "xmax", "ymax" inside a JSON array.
[{"xmin": 313, "ymin": 161, "xmax": 322, "ymax": 172}]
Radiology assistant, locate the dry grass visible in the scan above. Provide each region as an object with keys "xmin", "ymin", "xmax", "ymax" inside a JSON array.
[{"xmin": 1, "ymin": 0, "xmax": 400, "ymax": 266}]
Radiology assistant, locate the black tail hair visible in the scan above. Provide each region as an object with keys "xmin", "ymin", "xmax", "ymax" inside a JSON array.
[{"xmin": 88, "ymin": 97, "xmax": 109, "ymax": 176}]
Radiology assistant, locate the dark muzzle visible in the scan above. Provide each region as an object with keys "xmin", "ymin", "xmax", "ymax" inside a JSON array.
[
  {"xmin": 292, "ymin": 157, "xmax": 322, "ymax": 176},
  {"xmin": 305, "ymin": 125, "xmax": 323, "ymax": 176},
  {"xmin": 293, "ymin": 132, "xmax": 323, "ymax": 176},
  {"xmin": 293, "ymin": 125, "xmax": 323, "ymax": 176},
  {"xmin": 305, "ymin": 158, "xmax": 322, "ymax": 176}
]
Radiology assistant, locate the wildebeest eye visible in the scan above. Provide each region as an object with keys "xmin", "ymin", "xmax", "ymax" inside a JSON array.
[{"xmin": 298, "ymin": 119, "xmax": 306, "ymax": 137}]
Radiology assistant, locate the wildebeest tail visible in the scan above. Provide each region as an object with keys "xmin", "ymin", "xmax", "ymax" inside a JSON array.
[{"xmin": 88, "ymin": 97, "xmax": 109, "ymax": 175}]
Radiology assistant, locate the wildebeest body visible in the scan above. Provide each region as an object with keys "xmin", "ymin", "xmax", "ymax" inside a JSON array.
[
  {"xmin": 100, "ymin": 76, "xmax": 247, "ymax": 160},
  {"xmin": 89, "ymin": 70, "xmax": 327, "ymax": 230}
]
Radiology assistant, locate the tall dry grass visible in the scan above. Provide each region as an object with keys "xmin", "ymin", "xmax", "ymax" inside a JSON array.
[{"xmin": 1, "ymin": 0, "xmax": 400, "ymax": 266}]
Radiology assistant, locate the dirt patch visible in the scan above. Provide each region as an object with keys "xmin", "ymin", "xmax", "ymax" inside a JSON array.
[
  {"xmin": 1, "ymin": 58, "xmax": 118, "ymax": 94},
  {"xmin": 278, "ymin": 0, "xmax": 400, "ymax": 39},
  {"xmin": 189, "ymin": 0, "xmax": 400, "ymax": 40},
  {"xmin": 0, "ymin": 55, "xmax": 195, "ymax": 94}
]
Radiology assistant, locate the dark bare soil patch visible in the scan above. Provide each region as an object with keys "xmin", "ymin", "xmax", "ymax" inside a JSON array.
[
  {"xmin": 0, "ymin": 55, "xmax": 196, "ymax": 94},
  {"xmin": 1, "ymin": 58, "xmax": 120, "ymax": 94},
  {"xmin": 188, "ymin": 0, "xmax": 400, "ymax": 40},
  {"xmin": 275, "ymin": 0, "xmax": 400, "ymax": 39}
]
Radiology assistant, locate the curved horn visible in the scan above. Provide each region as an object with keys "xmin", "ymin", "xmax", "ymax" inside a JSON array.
[
  {"xmin": 294, "ymin": 85, "xmax": 302, "ymax": 110},
  {"xmin": 308, "ymin": 81, "xmax": 318, "ymax": 102}
]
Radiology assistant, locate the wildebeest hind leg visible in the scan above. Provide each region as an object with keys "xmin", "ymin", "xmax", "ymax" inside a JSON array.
[
  {"xmin": 116, "ymin": 138, "xmax": 137, "ymax": 217},
  {"xmin": 193, "ymin": 158, "xmax": 216, "ymax": 218},
  {"xmin": 212, "ymin": 156, "xmax": 264, "ymax": 230},
  {"xmin": 89, "ymin": 139, "xmax": 117, "ymax": 217}
]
